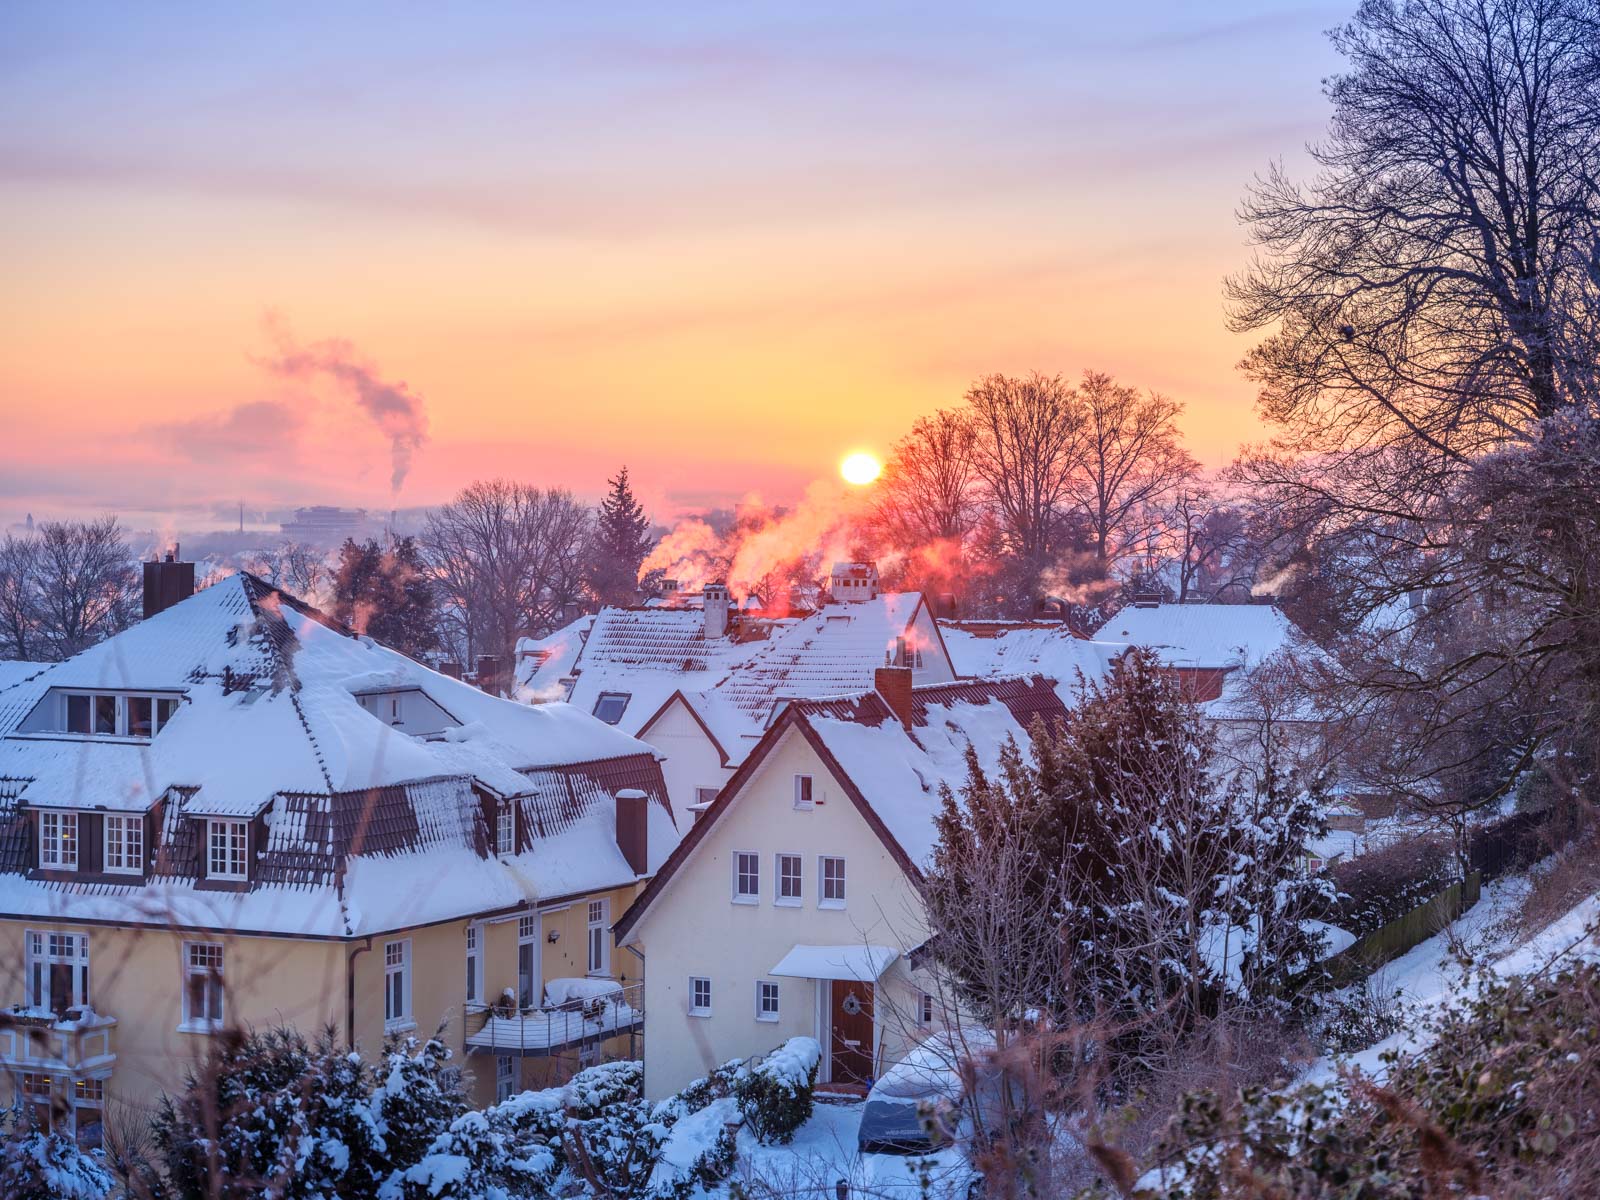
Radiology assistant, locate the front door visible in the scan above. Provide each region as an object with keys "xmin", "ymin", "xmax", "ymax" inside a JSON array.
[{"xmin": 829, "ymin": 980, "xmax": 875, "ymax": 1085}]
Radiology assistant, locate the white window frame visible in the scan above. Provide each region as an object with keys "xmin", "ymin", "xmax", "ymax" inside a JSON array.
[
  {"xmin": 59, "ymin": 691, "xmax": 180, "ymax": 739},
  {"xmin": 207, "ymin": 819, "xmax": 248, "ymax": 881},
  {"xmin": 39, "ymin": 811, "xmax": 79, "ymax": 871},
  {"xmin": 495, "ymin": 1055, "xmax": 516, "ymax": 1103},
  {"xmin": 384, "ymin": 939, "xmax": 413, "ymax": 1031},
  {"xmin": 27, "ymin": 930, "xmax": 90, "ymax": 1011},
  {"xmin": 920, "ymin": 991, "xmax": 936, "ymax": 1026},
  {"xmin": 820, "ymin": 856, "xmax": 847, "ymax": 908},
  {"xmin": 180, "ymin": 941, "xmax": 224, "ymax": 1032},
  {"xmin": 72, "ymin": 1076, "xmax": 105, "ymax": 1150},
  {"xmin": 496, "ymin": 802, "xmax": 515, "ymax": 855},
  {"xmin": 517, "ymin": 914, "xmax": 540, "ymax": 1009},
  {"xmin": 793, "ymin": 774, "xmax": 814, "ymax": 811},
  {"xmin": 688, "ymin": 976, "xmax": 712, "ymax": 1017},
  {"xmin": 593, "ymin": 692, "xmax": 630, "ymax": 725},
  {"xmin": 732, "ymin": 850, "xmax": 760, "ymax": 904},
  {"xmin": 465, "ymin": 924, "xmax": 482, "ymax": 1004},
  {"xmin": 755, "ymin": 979, "xmax": 780, "ymax": 1022},
  {"xmin": 103, "ymin": 813, "xmax": 143, "ymax": 875},
  {"xmin": 694, "ymin": 786, "xmax": 720, "ymax": 806},
  {"xmin": 775, "ymin": 853, "xmax": 803, "ymax": 906},
  {"xmin": 587, "ymin": 898, "xmax": 610, "ymax": 977}
]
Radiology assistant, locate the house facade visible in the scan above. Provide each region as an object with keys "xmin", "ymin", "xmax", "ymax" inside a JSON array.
[
  {"xmin": 615, "ymin": 669, "xmax": 1069, "ymax": 1100},
  {"xmin": 517, "ymin": 562, "xmax": 959, "ymax": 826},
  {"xmin": 0, "ymin": 569, "xmax": 678, "ymax": 1146}
]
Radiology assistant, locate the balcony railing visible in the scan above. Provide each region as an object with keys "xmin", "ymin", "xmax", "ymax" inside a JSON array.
[
  {"xmin": 0, "ymin": 1004, "xmax": 117, "ymax": 1076},
  {"xmin": 464, "ymin": 980, "xmax": 642, "ymax": 1058}
]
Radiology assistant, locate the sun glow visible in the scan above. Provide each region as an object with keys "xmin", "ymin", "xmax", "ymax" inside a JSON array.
[{"xmin": 839, "ymin": 451, "xmax": 882, "ymax": 486}]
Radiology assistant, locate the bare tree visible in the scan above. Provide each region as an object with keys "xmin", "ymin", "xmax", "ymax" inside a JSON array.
[
  {"xmin": 966, "ymin": 372, "xmax": 1086, "ymax": 598},
  {"xmin": 0, "ymin": 534, "xmax": 41, "ymax": 660},
  {"xmin": 25, "ymin": 518, "xmax": 140, "ymax": 660},
  {"xmin": 241, "ymin": 542, "xmax": 331, "ymax": 606},
  {"xmin": 1067, "ymin": 371, "xmax": 1198, "ymax": 571},
  {"xmin": 421, "ymin": 481, "xmax": 592, "ymax": 667},
  {"xmin": 873, "ymin": 408, "xmax": 982, "ymax": 546}
]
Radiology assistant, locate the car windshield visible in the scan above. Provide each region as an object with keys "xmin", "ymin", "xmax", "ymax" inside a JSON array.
[{"xmin": 857, "ymin": 1098, "xmax": 942, "ymax": 1155}]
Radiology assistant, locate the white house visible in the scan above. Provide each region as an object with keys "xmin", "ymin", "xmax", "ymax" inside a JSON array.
[
  {"xmin": 517, "ymin": 563, "xmax": 959, "ymax": 825},
  {"xmin": 613, "ymin": 667, "xmax": 1070, "ymax": 1100}
]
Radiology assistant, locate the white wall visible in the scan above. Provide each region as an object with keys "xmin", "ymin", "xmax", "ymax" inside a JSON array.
[
  {"xmin": 908, "ymin": 605, "xmax": 957, "ymax": 685},
  {"xmin": 626, "ymin": 724, "xmax": 934, "ymax": 1099},
  {"xmin": 639, "ymin": 698, "xmax": 735, "ymax": 829}
]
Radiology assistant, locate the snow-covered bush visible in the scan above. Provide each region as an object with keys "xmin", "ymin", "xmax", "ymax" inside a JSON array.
[
  {"xmin": 372, "ymin": 1033, "xmax": 470, "ymax": 1172},
  {"xmin": 562, "ymin": 1059, "xmax": 643, "ymax": 1119},
  {"xmin": 647, "ymin": 1096, "xmax": 739, "ymax": 1200},
  {"xmin": 0, "ymin": 1111, "xmax": 112, "ymax": 1200},
  {"xmin": 383, "ymin": 1108, "xmax": 558, "ymax": 1200},
  {"xmin": 734, "ymin": 1037, "xmax": 820, "ymax": 1144},
  {"xmin": 565, "ymin": 1099, "xmax": 670, "ymax": 1198},
  {"xmin": 650, "ymin": 1057, "xmax": 746, "ymax": 1124}
]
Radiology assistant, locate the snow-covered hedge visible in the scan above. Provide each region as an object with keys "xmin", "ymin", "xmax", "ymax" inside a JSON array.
[
  {"xmin": 0, "ymin": 1113, "xmax": 112, "ymax": 1200},
  {"xmin": 562, "ymin": 1059, "xmax": 644, "ymax": 1119},
  {"xmin": 734, "ymin": 1036, "xmax": 820, "ymax": 1144}
]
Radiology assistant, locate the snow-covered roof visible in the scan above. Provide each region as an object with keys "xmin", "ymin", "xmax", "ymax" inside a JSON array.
[
  {"xmin": 616, "ymin": 675, "xmax": 1067, "ymax": 943},
  {"xmin": 769, "ymin": 943, "xmax": 900, "ymax": 982},
  {"xmin": 517, "ymin": 593, "xmax": 954, "ymax": 762},
  {"xmin": 940, "ymin": 622, "xmax": 1119, "ymax": 699},
  {"xmin": 0, "ymin": 573, "xmax": 675, "ymax": 937},
  {"xmin": 1091, "ymin": 603, "xmax": 1302, "ymax": 670},
  {"xmin": 0, "ymin": 660, "xmax": 52, "ymax": 692}
]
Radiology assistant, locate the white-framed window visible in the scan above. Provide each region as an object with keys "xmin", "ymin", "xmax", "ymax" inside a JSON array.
[
  {"xmin": 592, "ymin": 693, "xmax": 630, "ymax": 725},
  {"xmin": 496, "ymin": 802, "xmax": 515, "ymax": 855},
  {"xmin": 518, "ymin": 915, "xmax": 539, "ymax": 1008},
  {"xmin": 104, "ymin": 814, "xmax": 143, "ymax": 874},
  {"xmin": 776, "ymin": 853, "xmax": 803, "ymax": 906},
  {"xmin": 72, "ymin": 1077, "xmax": 105, "ymax": 1151},
  {"xmin": 39, "ymin": 811, "xmax": 79, "ymax": 870},
  {"xmin": 820, "ymin": 856, "xmax": 846, "ymax": 908},
  {"xmin": 207, "ymin": 819, "xmax": 248, "ymax": 880},
  {"xmin": 181, "ymin": 941, "xmax": 224, "ymax": 1031},
  {"xmin": 384, "ymin": 939, "xmax": 412, "ymax": 1030},
  {"xmin": 465, "ymin": 924, "xmax": 482, "ymax": 1003},
  {"xmin": 495, "ymin": 1055, "xmax": 516, "ymax": 1103},
  {"xmin": 732, "ymin": 850, "xmax": 760, "ymax": 903},
  {"xmin": 20, "ymin": 1072, "xmax": 54, "ymax": 1133},
  {"xmin": 694, "ymin": 786, "xmax": 720, "ymax": 806},
  {"xmin": 61, "ymin": 691, "xmax": 180, "ymax": 739},
  {"xmin": 920, "ymin": 991, "xmax": 935, "ymax": 1026},
  {"xmin": 587, "ymin": 899, "xmax": 609, "ymax": 976},
  {"xmin": 755, "ymin": 979, "xmax": 780, "ymax": 1022},
  {"xmin": 27, "ymin": 930, "xmax": 90, "ymax": 1012},
  {"xmin": 688, "ymin": 976, "xmax": 712, "ymax": 1017},
  {"xmin": 793, "ymin": 774, "xmax": 814, "ymax": 811}
]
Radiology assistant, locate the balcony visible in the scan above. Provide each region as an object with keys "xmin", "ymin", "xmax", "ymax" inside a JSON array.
[
  {"xmin": 0, "ymin": 1004, "xmax": 117, "ymax": 1077},
  {"xmin": 464, "ymin": 979, "xmax": 641, "ymax": 1058}
]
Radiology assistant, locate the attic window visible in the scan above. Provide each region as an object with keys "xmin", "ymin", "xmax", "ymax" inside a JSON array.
[
  {"xmin": 207, "ymin": 820, "xmax": 248, "ymax": 881},
  {"xmin": 593, "ymin": 693, "xmax": 630, "ymax": 725},
  {"xmin": 59, "ymin": 691, "xmax": 180, "ymax": 740}
]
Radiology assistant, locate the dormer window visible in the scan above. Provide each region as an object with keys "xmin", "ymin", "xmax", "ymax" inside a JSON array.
[
  {"xmin": 57, "ymin": 692, "xmax": 179, "ymax": 740},
  {"xmin": 206, "ymin": 820, "xmax": 248, "ymax": 881},
  {"xmin": 39, "ymin": 812, "xmax": 78, "ymax": 870},
  {"xmin": 496, "ymin": 802, "xmax": 515, "ymax": 855}
]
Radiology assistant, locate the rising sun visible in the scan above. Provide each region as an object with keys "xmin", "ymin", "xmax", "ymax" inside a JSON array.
[{"xmin": 840, "ymin": 451, "xmax": 883, "ymax": 486}]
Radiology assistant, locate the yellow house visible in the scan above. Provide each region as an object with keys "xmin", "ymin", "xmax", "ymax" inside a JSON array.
[
  {"xmin": 0, "ymin": 569, "xmax": 677, "ymax": 1146},
  {"xmin": 615, "ymin": 670, "xmax": 1068, "ymax": 1100}
]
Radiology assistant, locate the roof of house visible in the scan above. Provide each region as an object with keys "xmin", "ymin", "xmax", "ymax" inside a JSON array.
[
  {"xmin": 0, "ymin": 661, "xmax": 51, "ymax": 691},
  {"xmin": 1090, "ymin": 603, "xmax": 1302, "ymax": 671},
  {"xmin": 0, "ymin": 573, "xmax": 675, "ymax": 938},
  {"xmin": 518, "ymin": 593, "xmax": 956, "ymax": 765},
  {"xmin": 939, "ymin": 622, "xmax": 1120, "ymax": 698},
  {"xmin": 615, "ymin": 675, "xmax": 1066, "ymax": 943}
]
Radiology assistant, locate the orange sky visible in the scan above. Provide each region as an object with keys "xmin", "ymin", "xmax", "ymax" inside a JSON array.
[{"xmin": 0, "ymin": 3, "xmax": 1344, "ymax": 529}]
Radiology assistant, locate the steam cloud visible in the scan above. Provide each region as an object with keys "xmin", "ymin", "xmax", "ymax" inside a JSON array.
[{"xmin": 258, "ymin": 320, "xmax": 430, "ymax": 494}]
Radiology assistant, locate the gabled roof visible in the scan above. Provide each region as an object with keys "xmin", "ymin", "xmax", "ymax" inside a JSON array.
[
  {"xmin": 940, "ymin": 621, "xmax": 1119, "ymax": 695},
  {"xmin": 0, "ymin": 573, "xmax": 674, "ymax": 937},
  {"xmin": 615, "ymin": 675, "xmax": 1066, "ymax": 944}
]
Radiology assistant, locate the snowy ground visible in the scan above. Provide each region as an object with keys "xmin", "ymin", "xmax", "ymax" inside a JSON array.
[
  {"xmin": 1304, "ymin": 874, "xmax": 1600, "ymax": 1087},
  {"xmin": 711, "ymin": 1100, "xmax": 974, "ymax": 1200}
]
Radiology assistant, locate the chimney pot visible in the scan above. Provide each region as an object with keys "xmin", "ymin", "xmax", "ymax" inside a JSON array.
[
  {"xmin": 703, "ymin": 581, "xmax": 730, "ymax": 640},
  {"xmin": 616, "ymin": 788, "xmax": 649, "ymax": 875},
  {"xmin": 475, "ymin": 655, "xmax": 501, "ymax": 694},
  {"xmin": 874, "ymin": 665, "xmax": 914, "ymax": 731}
]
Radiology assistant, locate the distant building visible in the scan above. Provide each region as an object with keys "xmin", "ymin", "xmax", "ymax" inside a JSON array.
[{"xmin": 279, "ymin": 505, "xmax": 370, "ymax": 546}]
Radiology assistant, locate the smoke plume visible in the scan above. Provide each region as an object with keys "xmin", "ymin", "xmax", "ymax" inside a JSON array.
[{"xmin": 258, "ymin": 319, "xmax": 430, "ymax": 494}]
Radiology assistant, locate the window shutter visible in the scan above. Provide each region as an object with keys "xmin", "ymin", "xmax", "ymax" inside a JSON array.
[
  {"xmin": 249, "ymin": 812, "xmax": 268, "ymax": 882},
  {"xmin": 80, "ymin": 814, "xmax": 103, "ymax": 874},
  {"xmin": 144, "ymin": 800, "xmax": 162, "ymax": 876}
]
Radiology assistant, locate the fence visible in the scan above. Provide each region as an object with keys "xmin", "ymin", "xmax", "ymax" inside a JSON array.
[{"xmin": 1325, "ymin": 871, "xmax": 1482, "ymax": 988}]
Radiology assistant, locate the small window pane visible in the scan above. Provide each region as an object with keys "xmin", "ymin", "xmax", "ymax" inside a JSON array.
[
  {"xmin": 157, "ymin": 697, "xmax": 180, "ymax": 729},
  {"xmin": 127, "ymin": 697, "xmax": 154, "ymax": 738},
  {"xmin": 593, "ymin": 693, "xmax": 630, "ymax": 725},
  {"xmin": 66, "ymin": 695, "xmax": 90, "ymax": 734},
  {"xmin": 93, "ymin": 695, "xmax": 117, "ymax": 735}
]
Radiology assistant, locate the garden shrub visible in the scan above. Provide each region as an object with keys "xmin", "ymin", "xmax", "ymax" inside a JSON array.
[
  {"xmin": 0, "ymin": 1110, "xmax": 112, "ymax": 1200},
  {"xmin": 1329, "ymin": 835, "xmax": 1458, "ymax": 936},
  {"xmin": 734, "ymin": 1036, "xmax": 820, "ymax": 1144}
]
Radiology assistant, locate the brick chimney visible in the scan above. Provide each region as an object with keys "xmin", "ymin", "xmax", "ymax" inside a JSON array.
[
  {"xmin": 475, "ymin": 655, "xmax": 501, "ymax": 695},
  {"xmin": 142, "ymin": 549, "xmax": 195, "ymax": 619},
  {"xmin": 874, "ymin": 665, "xmax": 914, "ymax": 731},
  {"xmin": 615, "ymin": 788, "xmax": 649, "ymax": 876},
  {"xmin": 703, "ymin": 582, "xmax": 730, "ymax": 640}
]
